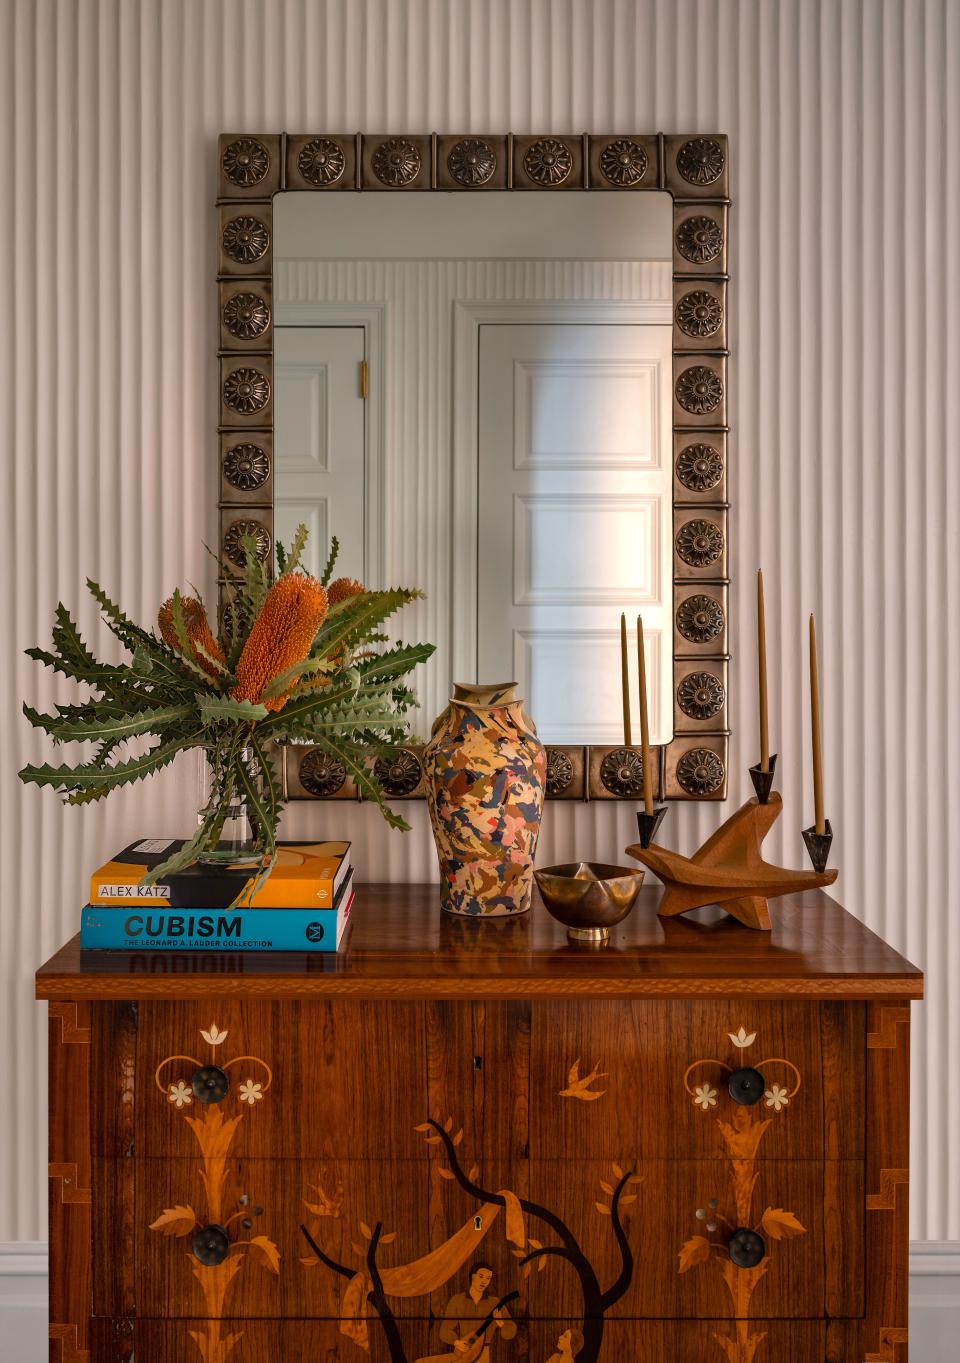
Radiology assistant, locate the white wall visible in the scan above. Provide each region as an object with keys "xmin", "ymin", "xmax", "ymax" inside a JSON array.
[{"xmin": 1, "ymin": 0, "xmax": 957, "ymax": 1318}]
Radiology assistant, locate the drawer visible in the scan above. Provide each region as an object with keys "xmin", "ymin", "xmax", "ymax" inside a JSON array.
[
  {"xmin": 97, "ymin": 1154, "xmax": 862, "ymax": 1326},
  {"xmin": 120, "ymin": 1000, "xmax": 431, "ymax": 1159},
  {"xmin": 89, "ymin": 1317, "xmax": 833, "ymax": 1363},
  {"xmin": 531, "ymin": 999, "xmax": 864, "ymax": 1161}
]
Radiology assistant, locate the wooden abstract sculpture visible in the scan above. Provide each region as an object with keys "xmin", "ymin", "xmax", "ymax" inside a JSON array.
[{"xmin": 625, "ymin": 791, "xmax": 837, "ymax": 930}]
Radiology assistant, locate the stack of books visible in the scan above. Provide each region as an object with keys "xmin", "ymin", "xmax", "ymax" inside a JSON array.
[{"xmin": 80, "ymin": 839, "xmax": 354, "ymax": 953}]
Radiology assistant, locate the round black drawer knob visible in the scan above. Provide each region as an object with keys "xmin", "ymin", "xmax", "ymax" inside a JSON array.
[
  {"xmin": 728, "ymin": 1227, "xmax": 766, "ymax": 1269},
  {"xmin": 191, "ymin": 1065, "xmax": 229, "ymax": 1104},
  {"xmin": 728, "ymin": 1066, "xmax": 765, "ymax": 1106},
  {"xmin": 191, "ymin": 1224, "xmax": 230, "ymax": 1266}
]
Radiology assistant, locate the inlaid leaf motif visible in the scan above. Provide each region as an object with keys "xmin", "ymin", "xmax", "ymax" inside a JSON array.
[
  {"xmin": 359, "ymin": 1220, "xmax": 373, "ymax": 1240},
  {"xmin": 761, "ymin": 1207, "xmax": 806, "ymax": 1240},
  {"xmin": 149, "ymin": 1204, "xmax": 197, "ymax": 1236},
  {"xmin": 595, "ymin": 1202, "xmax": 611, "ymax": 1216},
  {"xmin": 678, "ymin": 1235, "xmax": 712, "ymax": 1272},
  {"xmin": 248, "ymin": 1235, "xmax": 281, "ymax": 1273}
]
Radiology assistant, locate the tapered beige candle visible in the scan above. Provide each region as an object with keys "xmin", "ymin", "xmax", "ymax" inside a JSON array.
[
  {"xmin": 620, "ymin": 612, "xmax": 632, "ymax": 746},
  {"xmin": 809, "ymin": 613, "xmax": 825, "ymax": 834},
  {"xmin": 758, "ymin": 569, "xmax": 770, "ymax": 772},
  {"xmin": 637, "ymin": 615, "xmax": 653, "ymax": 815}
]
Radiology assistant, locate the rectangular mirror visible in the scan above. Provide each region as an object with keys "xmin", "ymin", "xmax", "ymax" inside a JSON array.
[
  {"xmin": 217, "ymin": 132, "xmax": 730, "ymax": 800},
  {"xmin": 272, "ymin": 190, "xmax": 674, "ymax": 746}
]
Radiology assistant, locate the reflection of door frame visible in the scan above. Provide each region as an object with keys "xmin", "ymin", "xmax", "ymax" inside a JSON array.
[
  {"xmin": 451, "ymin": 299, "xmax": 673, "ymax": 686},
  {"xmin": 275, "ymin": 302, "xmax": 385, "ymax": 589}
]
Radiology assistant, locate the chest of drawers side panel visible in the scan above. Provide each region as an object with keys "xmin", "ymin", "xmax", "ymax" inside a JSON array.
[
  {"xmin": 47, "ymin": 1001, "xmax": 93, "ymax": 1363},
  {"xmin": 859, "ymin": 1002, "xmax": 911, "ymax": 1362}
]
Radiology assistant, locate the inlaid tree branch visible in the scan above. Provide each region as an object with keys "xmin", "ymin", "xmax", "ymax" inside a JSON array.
[{"xmin": 425, "ymin": 1117, "xmax": 640, "ymax": 1363}]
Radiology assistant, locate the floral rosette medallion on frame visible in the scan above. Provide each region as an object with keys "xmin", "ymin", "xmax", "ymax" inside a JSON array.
[{"xmin": 424, "ymin": 682, "xmax": 546, "ymax": 917}]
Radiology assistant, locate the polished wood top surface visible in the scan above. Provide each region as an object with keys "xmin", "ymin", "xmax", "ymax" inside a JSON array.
[{"xmin": 36, "ymin": 884, "xmax": 922, "ymax": 1000}]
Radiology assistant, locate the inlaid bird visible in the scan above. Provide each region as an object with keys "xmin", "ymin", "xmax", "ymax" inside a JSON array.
[{"xmin": 560, "ymin": 1059, "xmax": 608, "ymax": 1101}]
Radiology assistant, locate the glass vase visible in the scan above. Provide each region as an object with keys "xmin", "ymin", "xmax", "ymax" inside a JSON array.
[{"xmin": 195, "ymin": 746, "xmax": 267, "ymax": 868}]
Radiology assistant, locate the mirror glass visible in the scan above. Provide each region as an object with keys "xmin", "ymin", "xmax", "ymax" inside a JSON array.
[{"xmin": 273, "ymin": 191, "xmax": 674, "ymax": 745}]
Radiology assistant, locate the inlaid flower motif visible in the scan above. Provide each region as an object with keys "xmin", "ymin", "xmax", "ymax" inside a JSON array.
[
  {"xmin": 546, "ymin": 748, "xmax": 574, "ymax": 797},
  {"xmin": 694, "ymin": 1084, "xmax": 718, "ymax": 1110},
  {"xmin": 676, "ymin": 748, "xmax": 725, "ymax": 796},
  {"xmin": 222, "ymin": 137, "xmax": 270, "ymax": 187},
  {"xmin": 599, "ymin": 137, "xmax": 648, "ymax": 186},
  {"xmin": 676, "ymin": 137, "xmax": 724, "ymax": 186},
  {"xmin": 675, "ymin": 290, "xmax": 723, "ymax": 338},
  {"xmin": 201, "ymin": 1023, "xmax": 228, "ymax": 1046},
  {"xmin": 223, "ymin": 367, "xmax": 271, "ymax": 414},
  {"xmin": 371, "ymin": 138, "xmax": 421, "ymax": 186},
  {"xmin": 300, "ymin": 748, "xmax": 347, "ymax": 797},
  {"xmin": 675, "ymin": 214, "xmax": 724, "ymax": 264},
  {"xmin": 298, "ymin": 137, "xmax": 346, "ymax": 186},
  {"xmin": 447, "ymin": 137, "xmax": 497, "ymax": 186},
  {"xmin": 729, "ymin": 1027, "xmax": 757, "ymax": 1049},
  {"xmin": 223, "ymin": 442, "xmax": 270, "ymax": 492},
  {"xmin": 677, "ymin": 671, "xmax": 725, "ymax": 721},
  {"xmin": 168, "ymin": 1080, "xmax": 193, "ymax": 1108},
  {"xmin": 675, "ymin": 365, "xmax": 723, "ymax": 415},
  {"xmin": 223, "ymin": 519, "xmax": 271, "ymax": 567},
  {"xmin": 239, "ymin": 1079, "xmax": 263, "ymax": 1105},
  {"xmin": 765, "ymin": 1084, "xmax": 789, "ymax": 1111},
  {"xmin": 676, "ymin": 594, "xmax": 725, "ymax": 644},
  {"xmin": 523, "ymin": 137, "xmax": 574, "ymax": 186},
  {"xmin": 675, "ymin": 518, "xmax": 724, "ymax": 567},
  {"xmin": 374, "ymin": 748, "xmax": 422, "ymax": 796},
  {"xmin": 222, "ymin": 292, "xmax": 271, "ymax": 340},
  {"xmin": 676, "ymin": 442, "xmax": 723, "ymax": 492},
  {"xmin": 221, "ymin": 215, "xmax": 270, "ymax": 264}
]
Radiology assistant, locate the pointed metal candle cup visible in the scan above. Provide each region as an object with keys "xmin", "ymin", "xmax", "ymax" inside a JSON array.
[
  {"xmin": 636, "ymin": 805, "xmax": 668, "ymax": 849},
  {"xmin": 801, "ymin": 820, "xmax": 834, "ymax": 874},
  {"xmin": 748, "ymin": 753, "xmax": 778, "ymax": 805}
]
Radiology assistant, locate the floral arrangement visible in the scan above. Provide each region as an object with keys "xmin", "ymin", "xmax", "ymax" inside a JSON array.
[{"xmin": 19, "ymin": 525, "xmax": 434, "ymax": 893}]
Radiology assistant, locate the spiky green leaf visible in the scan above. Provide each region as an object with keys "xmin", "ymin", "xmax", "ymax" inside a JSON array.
[
  {"xmin": 198, "ymin": 696, "xmax": 269, "ymax": 726},
  {"xmin": 260, "ymin": 654, "xmax": 336, "ymax": 702},
  {"xmin": 357, "ymin": 641, "xmax": 436, "ymax": 683},
  {"xmin": 19, "ymin": 734, "xmax": 199, "ymax": 796},
  {"xmin": 23, "ymin": 702, "xmax": 193, "ymax": 744},
  {"xmin": 319, "ymin": 535, "xmax": 340, "ymax": 587},
  {"xmin": 308, "ymin": 736, "xmax": 410, "ymax": 832}
]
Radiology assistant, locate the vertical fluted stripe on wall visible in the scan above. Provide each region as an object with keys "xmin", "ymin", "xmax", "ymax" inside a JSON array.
[{"xmin": 0, "ymin": 0, "xmax": 956, "ymax": 1246}]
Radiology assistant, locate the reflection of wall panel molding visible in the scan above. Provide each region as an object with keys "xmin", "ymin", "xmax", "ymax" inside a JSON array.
[
  {"xmin": 514, "ymin": 493, "xmax": 661, "ymax": 605},
  {"xmin": 274, "ymin": 363, "xmax": 328, "ymax": 473},
  {"xmin": 514, "ymin": 627, "xmax": 663, "ymax": 746},
  {"xmin": 513, "ymin": 357, "xmax": 665, "ymax": 470}
]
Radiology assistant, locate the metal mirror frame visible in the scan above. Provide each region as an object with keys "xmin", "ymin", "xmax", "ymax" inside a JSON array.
[{"xmin": 215, "ymin": 131, "xmax": 730, "ymax": 804}]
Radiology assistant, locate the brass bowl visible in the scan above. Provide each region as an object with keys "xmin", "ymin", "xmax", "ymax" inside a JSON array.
[{"xmin": 534, "ymin": 861, "xmax": 645, "ymax": 945}]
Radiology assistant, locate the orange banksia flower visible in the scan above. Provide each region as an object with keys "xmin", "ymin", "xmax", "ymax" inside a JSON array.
[
  {"xmin": 158, "ymin": 597, "xmax": 225, "ymax": 679},
  {"xmin": 327, "ymin": 577, "xmax": 364, "ymax": 605},
  {"xmin": 232, "ymin": 573, "xmax": 328, "ymax": 711}
]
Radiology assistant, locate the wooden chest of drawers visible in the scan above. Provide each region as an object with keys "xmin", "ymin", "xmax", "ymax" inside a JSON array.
[{"xmin": 37, "ymin": 885, "xmax": 922, "ymax": 1363}]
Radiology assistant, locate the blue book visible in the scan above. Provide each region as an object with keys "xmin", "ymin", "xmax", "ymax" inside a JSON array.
[{"xmin": 80, "ymin": 882, "xmax": 355, "ymax": 952}]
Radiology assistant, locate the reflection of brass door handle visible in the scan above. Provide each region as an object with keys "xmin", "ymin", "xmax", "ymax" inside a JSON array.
[
  {"xmin": 192, "ymin": 1224, "xmax": 230, "ymax": 1265},
  {"xmin": 192, "ymin": 1065, "xmax": 230, "ymax": 1103},
  {"xmin": 728, "ymin": 1227, "xmax": 765, "ymax": 1268},
  {"xmin": 728, "ymin": 1067, "xmax": 765, "ymax": 1106}
]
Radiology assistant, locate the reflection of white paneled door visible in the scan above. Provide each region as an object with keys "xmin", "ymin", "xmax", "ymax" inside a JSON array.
[
  {"xmin": 477, "ymin": 323, "xmax": 673, "ymax": 745},
  {"xmin": 274, "ymin": 327, "xmax": 365, "ymax": 581}
]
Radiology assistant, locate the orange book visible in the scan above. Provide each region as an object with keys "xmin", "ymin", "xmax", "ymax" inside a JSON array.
[{"xmin": 89, "ymin": 839, "xmax": 352, "ymax": 910}]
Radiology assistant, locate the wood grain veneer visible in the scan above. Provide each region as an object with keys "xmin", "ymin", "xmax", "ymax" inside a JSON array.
[{"xmin": 36, "ymin": 886, "xmax": 923, "ymax": 1001}]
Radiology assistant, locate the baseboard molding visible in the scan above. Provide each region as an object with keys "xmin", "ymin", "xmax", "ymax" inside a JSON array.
[{"xmin": 1, "ymin": 1241, "xmax": 957, "ymax": 1361}]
